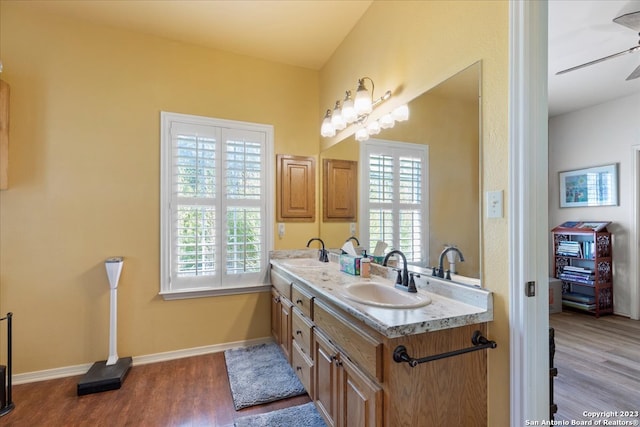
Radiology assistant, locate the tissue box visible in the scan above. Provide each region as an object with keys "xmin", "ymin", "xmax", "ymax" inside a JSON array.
[
  {"xmin": 340, "ymin": 254, "xmax": 362, "ymax": 275},
  {"xmin": 371, "ymin": 255, "xmax": 386, "ymax": 265}
]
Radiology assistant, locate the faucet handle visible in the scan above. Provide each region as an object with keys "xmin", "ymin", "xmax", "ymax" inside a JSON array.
[
  {"xmin": 445, "ymin": 269, "xmax": 451, "ymax": 280},
  {"xmin": 408, "ymin": 273, "xmax": 420, "ymax": 293},
  {"xmin": 393, "ymin": 268, "xmax": 403, "ymax": 285},
  {"xmin": 431, "ymin": 266, "xmax": 438, "ymax": 277}
]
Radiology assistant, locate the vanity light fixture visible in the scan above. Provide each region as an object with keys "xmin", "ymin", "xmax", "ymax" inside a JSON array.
[{"xmin": 320, "ymin": 76, "xmax": 409, "ymax": 142}]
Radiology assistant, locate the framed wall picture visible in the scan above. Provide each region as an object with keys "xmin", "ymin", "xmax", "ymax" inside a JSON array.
[{"xmin": 559, "ymin": 163, "xmax": 618, "ymax": 208}]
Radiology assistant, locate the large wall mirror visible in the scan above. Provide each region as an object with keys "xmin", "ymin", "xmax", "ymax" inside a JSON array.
[{"xmin": 320, "ymin": 61, "xmax": 482, "ymax": 282}]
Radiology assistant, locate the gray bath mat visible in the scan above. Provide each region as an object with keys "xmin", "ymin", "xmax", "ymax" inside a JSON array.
[
  {"xmin": 224, "ymin": 342, "xmax": 306, "ymax": 410},
  {"xmin": 234, "ymin": 402, "xmax": 326, "ymax": 427}
]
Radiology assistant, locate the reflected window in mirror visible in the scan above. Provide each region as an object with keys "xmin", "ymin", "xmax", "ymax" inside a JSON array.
[{"xmin": 360, "ymin": 140, "xmax": 429, "ymax": 265}]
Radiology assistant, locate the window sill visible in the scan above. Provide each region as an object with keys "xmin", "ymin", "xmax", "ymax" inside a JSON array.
[{"xmin": 160, "ymin": 284, "xmax": 271, "ymax": 301}]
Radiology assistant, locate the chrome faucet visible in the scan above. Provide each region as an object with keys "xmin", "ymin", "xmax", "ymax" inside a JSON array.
[
  {"xmin": 436, "ymin": 246, "xmax": 465, "ymax": 279},
  {"xmin": 383, "ymin": 250, "xmax": 412, "ymax": 290},
  {"xmin": 307, "ymin": 237, "xmax": 329, "ymax": 262}
]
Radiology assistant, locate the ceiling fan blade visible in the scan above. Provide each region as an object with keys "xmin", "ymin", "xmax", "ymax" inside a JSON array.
[
  {"xmin": 626, "ymin": 63, "xmax": 640, "ymax": 80},
  {"xmin": 556, "ymin": 46, "xmax": 640, "ymax": 75},
  {"xmin": 613, "ymin": 10, "xmax": 640, "ymax": 32}
]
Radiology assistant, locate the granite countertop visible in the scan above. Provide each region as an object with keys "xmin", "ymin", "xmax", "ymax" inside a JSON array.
[{"xmin": 270, "ymin": 251, "xmax": 493, "ymax": 338}]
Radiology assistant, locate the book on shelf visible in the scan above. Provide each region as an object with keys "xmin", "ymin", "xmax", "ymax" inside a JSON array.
[
  {"xmin": 559, "ymin": 273, "xmax": 595, "ymax": 285},
  {"xmin": 562, "ymin": 292, "xmax": 595, "ymax": 304},
  {"xmin": 562, "ymin": 299, "xmax": 596, "ymax": 311},
  {"xmin": 563, "ymin": 265, "xmax": 593, "ymax": 274},
  {"xmin": 553, "ymin": 221, "xmax": 610, "ymax": 232},
  {"xmin": 556, "ymin": 240, "xmax": 582, "ymax": 257}
]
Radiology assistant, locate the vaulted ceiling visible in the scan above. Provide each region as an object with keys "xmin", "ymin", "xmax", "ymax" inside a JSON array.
[{"xmin": 7, "ymin": 0, "xmax": 640, "ymax": 117}]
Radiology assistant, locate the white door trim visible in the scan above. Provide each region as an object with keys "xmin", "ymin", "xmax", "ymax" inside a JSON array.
[
  {"xmin": 509, "ymin": 1, "xmax": 550, "ymax": 425},
  {"xmin": 631, "ymin": 145, "xmax": 640, "ymax": 320}
]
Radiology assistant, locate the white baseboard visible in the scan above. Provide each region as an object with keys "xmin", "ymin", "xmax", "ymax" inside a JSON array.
[{"xmin": 13, "ymin": 336, "xmax": 274, "ymax": 385}]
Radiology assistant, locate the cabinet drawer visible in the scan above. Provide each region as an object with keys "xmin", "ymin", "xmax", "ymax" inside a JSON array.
[
  {"xmin": 292, "ymin": 283, "xmax": 314, "ymax": 319},
  {"xmin": 314, "ymin": 300, "xmax": 383, "ymax": 382},
  {"xmin": 292, "ymin": 340, "xmax": 314, "ymax": 395},
  {"xmin": 271, "ymin": 269, "xmax": 292, "ymax": 300},
  {"xmin": 292, "ymin": 308, "xmax": 314, "ymax": 360}
]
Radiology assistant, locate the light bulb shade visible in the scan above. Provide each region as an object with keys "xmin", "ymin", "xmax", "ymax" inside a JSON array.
[
  {"xmin": 354, "ymin": 79, "xmax": 372, "ymax": 115},
  {"xmin": 321, "ymin": 110, "xmax": 336, "ymax": 137},
  {"xmin": 331, "ymin": 102, "xmax": 346, "ymax": 130},
  {"xmin": 342, "ymin": 92, "xmax": 357, "ymax": 123},
  {"xmin": 379, "ymin": 113, "xmax": 395, "ymax": 129},
  {"xmin": 355, "ymin": 127, "xmax": 369, "ymax": 142},
  {"xmin": 366, "ymin": 120, "xmax": 381, "ymax": 135},
  {"xmin": 392, "ymin": 104, "xmax": 410, "ymax": 121}
]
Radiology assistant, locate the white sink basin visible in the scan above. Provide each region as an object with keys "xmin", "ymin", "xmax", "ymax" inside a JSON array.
[{"xmin": 343, "ymin": 282, "xmax": 432, "ymax": 309}]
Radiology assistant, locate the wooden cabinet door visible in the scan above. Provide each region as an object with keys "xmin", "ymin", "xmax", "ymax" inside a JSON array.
[
  {"xmin": 323, "ymin": 159, "xmax": 357, "ymax": 222},
  {"xmin": 271, "ymin": 288, "xmax": 281, "ymax": 344},
  {"xmin": 279, "ymin": 297, "xmax": 293, "ymax": 363},
  {"xmin": 276, "ymin": 154, "xmax": 315, "ymax": 222},
  {"xmin": 338, "ymin": 355, "xmax": 382, "ymax": 427},
  {"xmin": 314, "ymin": 331, "xmax": 339, "ymax": 427}
]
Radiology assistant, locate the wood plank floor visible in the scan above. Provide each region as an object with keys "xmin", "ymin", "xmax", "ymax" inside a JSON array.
[
  {"xmin": 1, "ymin": 352, "xmax": 310, "ymax": 427},
  {"xmin": 550, "ymin": 311, "xmax": 640, "ymax": 423},
  {"xmin": 4, "ymin": 313, "xmax": 638, "ymax": 426}
]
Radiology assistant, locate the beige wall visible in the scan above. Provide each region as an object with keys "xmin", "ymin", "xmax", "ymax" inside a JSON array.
[
  {"xmin": 1, "ymin": 1, "xmax": 510, "ymax": 425},
  {"xmin": 319, "ymin": 1, "xmax": 510, "ymax": 424},
  {"xmin": 0, "ymin": 3, "xmax": 320, "ymax": 372}
]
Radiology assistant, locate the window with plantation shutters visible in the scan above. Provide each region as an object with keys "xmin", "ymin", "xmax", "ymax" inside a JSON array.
[
  {"xmin": 360, "ymin": 139, "xmax": 428, "ymax": 266},
  {"xmin": 160, "ymin": 112, "xmax": 273, "ymax": 299}
]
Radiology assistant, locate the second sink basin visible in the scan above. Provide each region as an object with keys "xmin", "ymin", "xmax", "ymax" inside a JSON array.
[{"xmin": 343, "ymin": 282, "xmax": 432, "ymax": 309}]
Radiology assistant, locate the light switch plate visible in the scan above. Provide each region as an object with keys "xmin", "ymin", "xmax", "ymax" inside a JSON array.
[
  {"xmin": 278, "ymin": 223, "xmax": 285, "ymax": 238},
  {"xmin": 350, "ymin": 223, "xmax": 356, "ymax": 235},
  {"xmin": 486, "ymin": 190, "xmax": 503, "ymax": 218}
]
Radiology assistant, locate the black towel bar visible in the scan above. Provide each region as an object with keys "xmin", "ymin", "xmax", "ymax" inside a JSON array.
[{"xmin": 393, "ymin": 330, "xmax": 497, "ymax": 367}]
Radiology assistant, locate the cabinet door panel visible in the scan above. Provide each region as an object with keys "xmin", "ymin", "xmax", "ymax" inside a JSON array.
[
  {"xmin": 314, "ymin": 331, "xmax": 338, "ymax": 427},
  {"xmin": 271, "ymin": 288, "xmax": 281, "ymax": 343},
  {"xmin": 280, "ymin": 298, "xmax": 292, "ymax": 363},
  {"xmin": 339, "ymin": 355, "xmax": 382, "ymax": 427},
  {"xmin": 276, "ymin": 154, "xmax": 315, "ymax": 222}
]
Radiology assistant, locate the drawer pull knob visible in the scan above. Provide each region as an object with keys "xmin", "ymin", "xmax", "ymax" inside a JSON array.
[
  {"xmin": 296, "ymin": 330, "xmax": 303, "ymax": 335},
  {"xmin": 296, "ymin": 299, "xmax": 303, "ymax": 305},
  {"xmin": 296, "ymin": 366, "xmax": 302, "ymax": 371}
]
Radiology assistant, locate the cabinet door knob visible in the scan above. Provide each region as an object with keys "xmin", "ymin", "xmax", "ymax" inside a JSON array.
[
  {"xmin": 296, "ymin": 366, "xmax": 302, "ymax": 371},
  {"xmin": 296, "ymin": 330, "xmax": 302, "ymax": 335},
  {"xmin": 296, "ymin": 299, "xmax": 303, "ymax": 305}
]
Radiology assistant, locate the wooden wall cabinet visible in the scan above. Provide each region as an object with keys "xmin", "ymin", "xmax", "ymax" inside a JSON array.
[
  {"xmin": 276, "ymin": 154, "xmax": 315, "ymax": 222},
  {"xmin": 323, "ymin": 159, "xmax": 357, "ymax": 222},
  {"xmin": 0, "ymin": 79, "xmax": 9, "ymax": 190}
]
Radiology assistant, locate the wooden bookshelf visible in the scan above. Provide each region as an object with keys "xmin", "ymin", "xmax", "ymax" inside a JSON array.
[{"xmin": 552, "ymin": 221, "xmax": 613, "ymax": 317}]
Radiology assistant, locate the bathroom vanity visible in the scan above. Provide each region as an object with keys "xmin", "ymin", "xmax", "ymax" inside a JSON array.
[{"xmin": 270, "ymin": 252, "xmax": 493, "ymax": 427}]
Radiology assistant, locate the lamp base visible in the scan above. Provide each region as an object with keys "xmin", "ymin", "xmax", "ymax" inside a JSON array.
[{"xmin": 77, "ymin": 356, "xmax": 132, "ymax": 396}]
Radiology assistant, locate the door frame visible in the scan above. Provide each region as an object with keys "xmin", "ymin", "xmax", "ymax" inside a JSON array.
[
  {"xmin": 509, "ymin": 1, "xmax": 550, "ymax": 424},
  {"xmin": 632, "ymin": 145, "xmax": 640, "ymax": 320}
]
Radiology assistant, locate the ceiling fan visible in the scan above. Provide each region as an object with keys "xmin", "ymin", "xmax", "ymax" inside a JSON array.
[{"xmin": 556, "ymin": 10, "xmax": 640, "ymax": 80}]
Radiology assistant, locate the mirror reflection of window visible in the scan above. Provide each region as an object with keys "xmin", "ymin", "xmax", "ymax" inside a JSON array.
[{"xmin": 361, "ymin": 140, "xmax": 429, "ymax": 265}]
